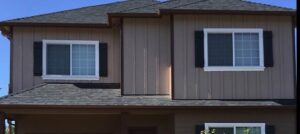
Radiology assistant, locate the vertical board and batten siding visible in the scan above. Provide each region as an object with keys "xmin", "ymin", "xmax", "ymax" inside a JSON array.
[
  {"xmin": 12, "ymin": 27, "xmax": 121, "ymax": 92},
  {"xmin": 173, "ymin": 15, "xmax": 294, "ymax": 99},
  {"xmin": 123, "ymin": 16, "xmax": 171, "ymax": 95}
]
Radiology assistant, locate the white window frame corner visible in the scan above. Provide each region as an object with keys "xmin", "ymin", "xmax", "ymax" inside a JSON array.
[
  {"xmin": 95, "ymin": 41, "xmax": 100, "ymax": 78},
  {"xmin": 204, "ymin": 123, "xmax": 266, "ymax": 134},
  {"xmin": 42, "ymin": 40, "xmax": 100, "ymax": 81},
  {"xmin": 203, "ymin": 28, "xmax": 265, "ymax": 72}
]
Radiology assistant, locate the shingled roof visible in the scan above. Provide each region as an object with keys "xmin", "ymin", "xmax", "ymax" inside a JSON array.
[
  {"xmin": 121, "ymin": 0, "xmax": 295, "ymax": 13},
  {"xmin": 0, "ymin": 0, "xmax": 295, "ymax": 26},
  {"xmin": 0, "ymin": 0, "xmax": 159, "ymax": 25},
  {"xmin": 0, "ymin": 84, "xmax": 295, "ymax": 108}
]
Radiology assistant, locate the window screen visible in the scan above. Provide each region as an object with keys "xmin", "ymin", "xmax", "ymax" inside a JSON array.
[
  {"xmin": 209, "ymin": 127, "xmax": 234, "ymax": 134},
  {"xmin": 236, "ymin": 127, "xmax": 261, "ymax": 134},
  {"xmin": 235, "ymin": 33, "xmax": 260, "ymax": 66},
  {"xmin": 46, "ymin": 44, "xmax": 70, "ymax": 75},
  {"xmin": 72, "ymin": 44, "xmax": 96, "ymax": 75},
  {"xmin": 207, "ymin": 33, "xmax": 233, "ymax": 66},
  {"xmin": 205, "ymin": 123, "xmax": 264, "ymax": 134}
]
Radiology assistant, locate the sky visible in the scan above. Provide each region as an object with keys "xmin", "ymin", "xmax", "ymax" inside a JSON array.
[{"xmin": 0, "ymin": 0, "xmax": 297, "ymax": 97}]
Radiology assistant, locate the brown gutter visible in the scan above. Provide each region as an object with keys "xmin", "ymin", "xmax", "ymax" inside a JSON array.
[
  {"xmin": 159, "ymin": 9, "xmax": 297, "ymax": 16},
  {"xmin": 0, "ymin": 104, "xmax": 296, "ymax": 110},
  {"xmin": 8, "ymin": 27, "xmax": 13, "ymax": 94},
  {"xmin": 120, "ymin": 18, "xmax": 124, "ymax": 95},
  {"xmin": 0, "ymin": 22, "xmax": 110, "ymax": 28},
  {"xmin": 170, "ymin": 14, "xmax": 174, "ymax": 99}
]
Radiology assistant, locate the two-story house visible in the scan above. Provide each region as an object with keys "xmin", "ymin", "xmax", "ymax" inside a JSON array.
[{"xmin": 0, "ymin": 0, "xmax": 297, "ymax": 134}]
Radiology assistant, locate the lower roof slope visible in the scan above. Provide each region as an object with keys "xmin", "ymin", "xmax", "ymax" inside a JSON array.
[{"xmin": 0, "ymin": 84, "xmax": 295, "ymax": 108}]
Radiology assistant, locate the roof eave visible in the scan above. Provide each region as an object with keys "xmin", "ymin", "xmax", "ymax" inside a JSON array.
[
  {"xmin": 0, "ymin": 22, "xmax": 110, "ymax": 28},
  {"xmin": 0, "ymin": 104, "xmax": 296, "ymax": 110},
  {"xmin": 0, "ymin": 26, "xmax": 12, "ymax": 39},
  {"xmin": 159, "ymin": 9, "xmax": 297, "ymax": 16}
]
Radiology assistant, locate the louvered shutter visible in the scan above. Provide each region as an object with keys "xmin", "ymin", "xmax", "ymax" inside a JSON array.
[
  {"xmin": 33, "ymin": 41, "xmax": 43, "ymax": 76},
  {"xmin": 195, "ymin": 30, "xmax": 204, "ymax": 67},
  {"xmin": 263, "ymin": 31, "xmax": 273, "ymax": 67},
  {"xmin": 99, "ymin": 42, "xmax": 108, "ymax": 77}
]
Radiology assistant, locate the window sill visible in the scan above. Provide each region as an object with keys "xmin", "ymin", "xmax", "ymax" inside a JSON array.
[
  {"xmin": 42, "ymin": 75, "xmax": 100, "ymax": 80},
  {"xmin": 204, "ymin": 66, "xmax": 265, "ymax": 71}
]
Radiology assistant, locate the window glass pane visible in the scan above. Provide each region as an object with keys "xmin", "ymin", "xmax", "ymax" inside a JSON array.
[
  {"xmin": 209, "ymin": 127, "xmax": 234, "ymax": 134},
  {"xmin": 72, "ymin": 44, "xmax": 96, "ymax": 75},
  {"xmin": 208, "ymin": 33, "xmax": 233, "ymax": 66},
  {"xmin": 46, "ymin": 44, "xmax": 70, "ymax": 75},
  {"xmin": 235, "ymin": 33, "xmax": 260, "ymax": 66},
  {"xmin": 236, "ymin": 127, "xmax": 261, "ymax": 134}
]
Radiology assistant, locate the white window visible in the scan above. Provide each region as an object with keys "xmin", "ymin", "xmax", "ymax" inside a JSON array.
[
  {"xmin": 205, "ymin": 123, "xmax": 265, "ymax": 134},
  {"xmin": 204, "ymin": 28, "xmax": 264, "ymax": 71},
  {"xmin": 42, "ymin": 40, "xmax": 99, "ymax": 80}
]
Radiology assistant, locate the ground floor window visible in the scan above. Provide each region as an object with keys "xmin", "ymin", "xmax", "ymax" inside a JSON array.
[{"xmin": 205, "ymin": 123, "xmax": 265, "ymax": 134}]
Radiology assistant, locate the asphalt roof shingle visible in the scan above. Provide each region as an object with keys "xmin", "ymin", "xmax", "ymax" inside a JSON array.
[
  {"xmin": 122, "ymin": 0, "xmax": 294, "ymax": 13},
  {"xmin": 0, "ymin": 84, "xmax": 294, "ymax": 107},
  {"xmin": 1, "ymin": 0, "xmax": 159, "ymax": 25},
  {"xmin": 0, "ymin": 0, "xmax": 295, "ymax": 25}
]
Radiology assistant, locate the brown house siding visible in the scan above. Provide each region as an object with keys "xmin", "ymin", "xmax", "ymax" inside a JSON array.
[
  {"xmin": 16, "ymin": 115, "xmax": 120, "ymax": 134},
  {"xmin": 16, "ymin": 114, "xmax": 172, "ymax": 134},
  {"xmin": 173, "ymin": 15, "xmax": 295, "ymax": 99},
  {"xmin": 174, "ymin": 108, "xmax": 296, "ymax": 134},
  {"xmin": 12, "ymin": 27, "xmax": 121, "ymax": 92},
  {"xmin": 123, "ymin": 16, "xmax": 171, "ymax": 95},
  {"xmin": 12, "ymin": 108, "xmax": 296, "ymax": 134}
]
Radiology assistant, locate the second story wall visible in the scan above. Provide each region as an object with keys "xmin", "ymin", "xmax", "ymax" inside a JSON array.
[
  {"xmin": 11, "ymin": 27, "xmax": 121, "ymax": 93},
  {"xmin": 123, "ymin": 16, "xmax": 171, "ymax": 95},
  {"xmin": 173, "ymin": 14, "xmax": 295, "ymax": 99}
]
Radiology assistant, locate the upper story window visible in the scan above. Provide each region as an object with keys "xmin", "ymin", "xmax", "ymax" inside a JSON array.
[
  {"xmin": 42, "ymin": 40, "xmax": 99, "ymax": 80},
  {"xmin": 204, "ymin": 28, "xmax": 264, "ymax": 71},
  {"xmin": 205, "ymin": 123, "xmax": 265, "ymax": 134}
]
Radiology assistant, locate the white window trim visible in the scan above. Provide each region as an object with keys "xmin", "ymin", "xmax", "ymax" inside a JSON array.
[
  {"xmin": 205, "ymin": 123, "xmax": 265, "ymax": 134},
  {"xmin": 42, "ymin": 40, "xmax": 100, "ymax": 80},
  {"xmin": 204, "ymin": 28, "xmax": 265, "ymax": 71}
]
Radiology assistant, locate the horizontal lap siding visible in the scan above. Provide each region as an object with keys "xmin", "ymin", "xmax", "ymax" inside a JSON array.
[
  {"xmin": 173, "ymin": 15, "xmax": 294, "ymax": 99},
  {"xmin": 12, "ymin": 27, "xmax": 121, "ymax": 92},
  {"xmin": 123, "ymin": 16, "xmax": 171, "ymax": 95}
]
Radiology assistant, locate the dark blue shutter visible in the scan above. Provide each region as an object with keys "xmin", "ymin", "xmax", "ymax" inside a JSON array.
[
  {"xmin": 99, "ymin": 43, "xmax": 108, "ymax": 77},
  {"xmin": 263, "ymin": 31, "xmax": 273, "ymax": 67},
  {"xmin": 265, "ymin": 125, "xmax": 275, "ymax": 134},
  {"xmin": 33, "ymin": 41, "xmax": 43, "ymax": 76},
  {"xmin": 195, "ymin": 124, "xmax": 205, "ymax": 134},
  {"xmin": 195, "ymin": 31, "xmax": 204, "ymax": 67}
]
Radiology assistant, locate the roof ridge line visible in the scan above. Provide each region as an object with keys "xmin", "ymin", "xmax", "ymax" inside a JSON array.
[
  {"xmin": 1, "ymin": 0, "xmax": 128, "ymax": 23},
  {"xmin": 169, "ymin": 0, "xmax": 209, "ymax": 9},
  {"xmin": 240, "ymin": 0, "xmax": 295, "ymax": 10},
  {"xmin": 0, "ymin": 83, "xmax": 47, "ymax": 100},
  {"xmin": 119, "ymin": 0, "xmax": 175, "ymax": 13}
]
